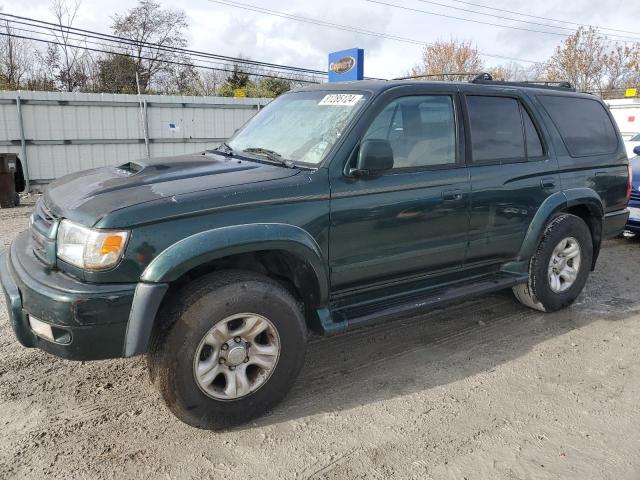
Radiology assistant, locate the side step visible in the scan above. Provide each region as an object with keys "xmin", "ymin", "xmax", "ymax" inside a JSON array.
[{"xmin": 316, "ymin": 272, "xmax": 527, "ymax": 335}]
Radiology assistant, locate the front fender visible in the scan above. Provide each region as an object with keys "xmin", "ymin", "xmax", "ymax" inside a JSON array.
[{"xmin": 140, "ymin": 223, "xmax": 329, "ymax": 303}]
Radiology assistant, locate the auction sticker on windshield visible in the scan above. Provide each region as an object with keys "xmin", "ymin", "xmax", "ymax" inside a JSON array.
[{"xmin": 318, "ymin": 94, "xmax": 364, "ymax": 106}]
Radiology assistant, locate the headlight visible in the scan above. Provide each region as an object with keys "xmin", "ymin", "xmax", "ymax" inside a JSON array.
[{"xmin": 57, "ymin": 220, "xmax": 128, "ymax": 271}]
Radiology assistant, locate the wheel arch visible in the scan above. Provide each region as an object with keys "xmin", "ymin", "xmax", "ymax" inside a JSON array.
[
  {"xmin": 517, "ymin": 189, "xmax": 604, "ymax": 270},
  {"xmin": 124, "ymin": 224, "xmax": 329, "ymax": 357}
]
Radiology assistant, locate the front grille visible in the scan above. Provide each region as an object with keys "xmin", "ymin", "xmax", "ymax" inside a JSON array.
[
  {"xmin": 631, "ymin": 190, "xmax": 640, "ymax": 202},
  {"xmin": 32, "ymin": 200, "xmax": 55, "ymax": 230},
  {"xmin": 31, "ymin": 199, "xmax": 58, "ymax": 266},
  {"xmin": 31, "ymin": 228, "xmax": 48, "ymax": 263}
]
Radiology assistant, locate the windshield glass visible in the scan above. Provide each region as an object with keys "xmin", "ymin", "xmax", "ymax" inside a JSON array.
[
  {"xmin": 228, "ymin": 91, "xmax": 370, "ymax": 165},
  {"xmin": 631, "ymin": 134, "xmax": 640, "ymax": 141}
]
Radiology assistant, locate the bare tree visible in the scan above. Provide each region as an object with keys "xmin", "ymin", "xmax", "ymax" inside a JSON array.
[
  {"xmin": 410, "ymin": 39, "xmax": 484, "ymax": 80},
  {"xmin": 486, "ymin": 62, "xmax": 530, "ymax": 82},
  {"xmin": 25, "ymin": 45, "xmax": 57, "ymax": 91},
  {"xmin": 111, "ymin": 0, "xmax": 189, "ymax": 93},
  {"xmin": 0, "ymin": 20, "xmax": 33, "ymax": 89},
  {"xmin": 48, "ymin": 0, "xmax": 91, "ymax": 91},
  {"xmin": 192, "ymin": 69, "xmax": 226, "ymax": 96}
]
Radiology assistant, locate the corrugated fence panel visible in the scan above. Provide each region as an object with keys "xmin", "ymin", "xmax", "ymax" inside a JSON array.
[{"xmin": 0, "ymin": 90, "xmax": 270, "ymax": 187}]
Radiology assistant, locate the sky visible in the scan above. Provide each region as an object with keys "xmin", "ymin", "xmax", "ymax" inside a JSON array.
[{"xmin": 2, "ymin": 0, "xmax": 640, "ymax": 79}]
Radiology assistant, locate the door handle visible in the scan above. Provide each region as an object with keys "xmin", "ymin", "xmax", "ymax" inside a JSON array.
[
  {"xmin": 442, "ymin": 189, "xmax": 463, "ymax": 201},
  {"xmin": 540, "ymin": 178, "xmax": 556, "ymax": 189}
]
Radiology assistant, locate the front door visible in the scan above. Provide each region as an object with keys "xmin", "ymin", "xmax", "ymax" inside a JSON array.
[{"xmin": 329, "ymin": 92, "xmax": 471, "ymax": 289}]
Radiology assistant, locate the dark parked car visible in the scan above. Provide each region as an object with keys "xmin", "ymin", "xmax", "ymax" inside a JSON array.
[
  {"xmin": 625, "ymin": 147, "xmax": 640, "ymax": 233},
  {"xmin": 0, "ymin": 76, "xmax": 631, "ymax": 429}
]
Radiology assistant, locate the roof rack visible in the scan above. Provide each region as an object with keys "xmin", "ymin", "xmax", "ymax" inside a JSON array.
[
  {"xmin": 470, "ymin": 73, "xmax": 575, "ymax": 91},
  {"xmin": 393, "ymin": 72, "xmax": 479, "ymax": 81}
]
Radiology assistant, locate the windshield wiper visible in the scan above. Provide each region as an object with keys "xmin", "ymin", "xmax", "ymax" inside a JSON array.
[{"xmin": 243, "ymin": 147, "xmax": 295, "ymax": 168}]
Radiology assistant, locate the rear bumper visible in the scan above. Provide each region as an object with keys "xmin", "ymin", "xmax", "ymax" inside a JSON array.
[
  {"xmin": 603, "ymin": 208, "xmax": 630, "ymax": 238},
  {"xmin": 0, "ymin": 231, "xmax": 137, "ymax": 360}
]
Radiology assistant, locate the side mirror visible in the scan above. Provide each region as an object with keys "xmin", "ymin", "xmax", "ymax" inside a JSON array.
[
  {"xmin": 349, "ymin": 139, "xmax": 394, "ymax": 177},
  {"xmin": 634, "ymin": 145, "xmax": 640, "ymax": 156}
]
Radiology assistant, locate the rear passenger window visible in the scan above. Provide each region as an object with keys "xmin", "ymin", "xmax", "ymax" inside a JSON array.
[
  {"xmin": 538, "ymin": 95, "xmax": 618, "ymax": 157},
  {"xmin": 522, "ymin": 107, "xmax": 544, "ymax": 157},
  {"xmin": 467, "ymin": 96, "xmax": 525, "ymax": 162}
]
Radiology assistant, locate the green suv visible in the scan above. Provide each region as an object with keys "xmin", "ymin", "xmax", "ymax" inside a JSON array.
[{"xmin": 0, "ymin": 77, "xmax": 631, "ymax": 429}]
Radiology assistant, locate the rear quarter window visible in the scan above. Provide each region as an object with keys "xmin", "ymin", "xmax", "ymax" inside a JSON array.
[{"xmin": 538, "ymin": 95, "xmax": 618, "ymax": 157}]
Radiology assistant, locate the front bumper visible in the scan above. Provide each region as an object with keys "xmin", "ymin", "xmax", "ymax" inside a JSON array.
[{"xmin": 0, "ymin": 231, "xmax": 137, "ymax": 360}]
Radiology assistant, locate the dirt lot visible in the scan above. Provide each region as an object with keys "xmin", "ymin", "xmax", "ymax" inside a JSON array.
[{"xmin": 1, "ymin": 198, "xmax": 640, "ymax": 479}]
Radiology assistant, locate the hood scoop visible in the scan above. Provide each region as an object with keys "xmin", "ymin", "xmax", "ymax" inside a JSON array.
[{"xmin": 115, "ymin": 161, "xmax": 145, "ymax": 176}]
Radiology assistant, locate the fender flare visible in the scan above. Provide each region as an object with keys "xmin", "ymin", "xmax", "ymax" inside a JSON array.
[
  {"xmin": 516, "ymin": 188, "xmax": 604, "ymax": 264},
  {"xmin": 141, "ymin": 223, "xmax": 328, "ymax": 297},
  {"xmin": 124, "ymin": 223, "xmax": 329, "ymax": 357}
]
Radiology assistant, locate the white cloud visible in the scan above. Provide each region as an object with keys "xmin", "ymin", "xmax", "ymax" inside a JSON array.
[{"xmin": 3, "ymin": 0, "xmax": 640, "ymax": 80}]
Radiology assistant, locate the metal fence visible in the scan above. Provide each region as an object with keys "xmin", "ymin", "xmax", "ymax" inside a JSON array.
[{"xmin": 0, "ymin": 90, "xmax": 271, "ymax": 190}]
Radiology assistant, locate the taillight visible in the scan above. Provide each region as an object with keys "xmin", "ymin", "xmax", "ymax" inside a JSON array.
[{"xmin": 627, "ymin": 163, "xmax": 633, "ymax": 204}]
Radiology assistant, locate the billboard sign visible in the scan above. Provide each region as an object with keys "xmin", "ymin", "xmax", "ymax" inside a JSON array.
[{"xmin": 328, "ymin": 48, "xmax": 364, "ymax": 83}]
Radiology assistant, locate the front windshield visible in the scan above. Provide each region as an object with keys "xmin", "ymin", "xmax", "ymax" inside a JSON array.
[
  {"xmin": 632, "ymin": 133, "xmax": 640, "ymax": 142},
  {"xmin": 228, "ymin": 91, "xmax": 370, "ymax": 165}
]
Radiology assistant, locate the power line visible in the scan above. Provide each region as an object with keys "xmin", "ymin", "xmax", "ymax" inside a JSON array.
[
  {"xmin": 0, "ymin": 31, "xmax": 323, "ymax": 84},
  {"xmin": 2, "ymin": 23, "xmax": 325, "ymax": 82},
  {"xmin": 411, "ymin": 0, "xmax": 640, "ymax": 42},
  {"xmin": 205, "ymin": 0, "xmax": 544, "ymax": 64},
  {"xmin": 0, "ymin": 13, "xmax": 329, "ymax": 77},
  {"xmin": 5, "ymin": 23, "xmax": 321, "ymax": 82},
  {"xmin": 366, "ymin": 0, "xmax": 640, "ymax": 44},
  {"xmin": 436, "ymin": 0, "xmax": 640, "ymax": 37}
]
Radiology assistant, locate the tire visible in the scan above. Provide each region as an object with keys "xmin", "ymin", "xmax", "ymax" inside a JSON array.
[
  {"xmin": 513, "ymin": 213, "xmax": 593, "ymax": 312},
  {"xmin": 148, "ymin": 270, "xmax": 307, "ymax": 430},
  {"xmin": 13, "ymin": 193, "xmax": 20, "ymax": 206}
]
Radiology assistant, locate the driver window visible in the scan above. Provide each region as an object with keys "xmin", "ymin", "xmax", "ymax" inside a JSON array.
[{"xmin": 363, "ymin": 95, "xmax": 456, "ymax": 169}]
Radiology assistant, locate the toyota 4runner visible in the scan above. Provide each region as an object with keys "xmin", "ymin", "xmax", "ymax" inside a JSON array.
[{"xmin": 0, "ymin": 76, "xmax": 631, "ymax": 429}]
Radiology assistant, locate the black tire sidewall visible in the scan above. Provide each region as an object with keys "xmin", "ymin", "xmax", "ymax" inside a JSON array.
[
  {"xmin": 153, "ymin": 273, "xmax": 307, "ymax": 429},
  {"xmin": 531, "ymin": 214, "xmax": 593, "ymax": 312}
]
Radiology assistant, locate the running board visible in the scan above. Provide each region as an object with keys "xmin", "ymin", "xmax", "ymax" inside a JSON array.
[{"xmin": 315, "ymin": 272, "xmax": 527, "ymax": 335}]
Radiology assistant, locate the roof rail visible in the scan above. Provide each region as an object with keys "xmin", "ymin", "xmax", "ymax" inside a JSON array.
[
  {"xmin": 393, "ymin": 72, "xmax": 480, "ymax": 81},
  {"xmin": 470, "ymin": 73, "xmax": 575, "ymax": 91}
]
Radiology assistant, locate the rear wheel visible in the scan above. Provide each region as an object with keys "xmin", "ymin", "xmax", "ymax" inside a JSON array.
[
  {"xmin": 148, "ymin": 270, "xmax": 307, "ymax": 430},
  {"xmin": 513, "ymin": 213, "xmax": 593, "ymax": 312}
]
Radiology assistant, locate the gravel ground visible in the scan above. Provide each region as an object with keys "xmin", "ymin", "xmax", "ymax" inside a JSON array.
[{"xmin": 1, "ymin": 198, "xmax": 640, "ymax": 479}]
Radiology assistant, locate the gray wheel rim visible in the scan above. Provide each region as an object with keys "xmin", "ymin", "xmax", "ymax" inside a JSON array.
[
  {"xmin": 193, "ymin": 313, "xmax": 281, "ymax": 401},
  {"xmin": 547, "ymin": 236, "xmax": 581, "ymax": 293}
]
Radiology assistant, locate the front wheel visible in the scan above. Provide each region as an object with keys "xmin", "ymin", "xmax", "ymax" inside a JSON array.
[
  {"xmin": 148, "ymin": 270, "xmax": 307, "ymax": 430},
  {"xmin": 513, "ymin": 213, "xmax": 593, "ymax": 312}
]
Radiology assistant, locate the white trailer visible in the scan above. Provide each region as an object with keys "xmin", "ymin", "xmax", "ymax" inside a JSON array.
[{"xmin": 605, "ymin": 98, "xmax": 640, "ymax": 139}]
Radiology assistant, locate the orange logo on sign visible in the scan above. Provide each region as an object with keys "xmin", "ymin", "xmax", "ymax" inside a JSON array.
[{"xmin": 330, "ymin": 56, "xmax": 356, "ymax": 75}]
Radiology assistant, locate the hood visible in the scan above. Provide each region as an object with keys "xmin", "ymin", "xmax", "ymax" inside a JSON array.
[{"xmin": 44, "ymin": 153, "xmax": 300, "ymax": 226}]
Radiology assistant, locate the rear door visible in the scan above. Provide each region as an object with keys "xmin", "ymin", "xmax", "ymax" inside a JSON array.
[{"xmin": 462, "ymin": 89, "xmax": 561, "ymax": 266}]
